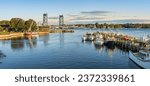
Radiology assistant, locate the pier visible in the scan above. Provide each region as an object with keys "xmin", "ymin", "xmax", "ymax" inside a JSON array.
[{"xmin": 82, "ymin": 32, "xmax": 150, "ymax": 52}]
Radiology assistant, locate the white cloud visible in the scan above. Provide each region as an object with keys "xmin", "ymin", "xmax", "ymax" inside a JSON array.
[{"xmin": 47, "ymin": 11, "xmax": 150, "ymax": 25}]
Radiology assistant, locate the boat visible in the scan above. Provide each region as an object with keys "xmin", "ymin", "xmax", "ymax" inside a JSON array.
[
  {"xmin": 24, "ymin": 32, "xmax": 39, "ymax": 37},
  {"xmin": 104, "ymin": 40, "xmax": 115, "ymax": 48},
  {"xmin": 82, "ymin": 34, "xmax": 87, "ymax": 41},
  {"xmin": 94, "ymin": 35, "xmax": 104, "ymax": 46},
  {"xmin": 24, "ymin": 21, "xmax": 39, "ymax": 37},
  {"xmin": 139, "ymin": 34, "xmax": 150, "ymax": 43},
  {"xmin": 94, "ymin": 39, "xmax": 104, "ymax": 46},
  {"xmin": 129, "ymin": 50, "xmax": 150, "ymax": 69},
  {"xmin": 82, "ymin": 32, "xmax": 95, "ymax": 41}
]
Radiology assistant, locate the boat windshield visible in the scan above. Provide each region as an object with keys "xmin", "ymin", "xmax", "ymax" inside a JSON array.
[{"xmin": 139, "ymin": 50, "xmax": 150, "ymax": 58}]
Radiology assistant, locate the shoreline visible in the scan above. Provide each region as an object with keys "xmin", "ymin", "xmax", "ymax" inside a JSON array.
[
  {"xmin": 0, "ymin": 33, "xmax": 24, "ymax": 40},
  {"xmin": 0, "ymin": 32, "xmax": 49, "ymax": 40},
  {"xmin": 0, "ymin": 29, "xmax": 74, "ymax": 40}
]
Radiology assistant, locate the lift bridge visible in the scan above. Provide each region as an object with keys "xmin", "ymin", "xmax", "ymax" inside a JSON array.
[{"xmin": 43, "ymin": 13, "xmax": 64, "ymax": 29}]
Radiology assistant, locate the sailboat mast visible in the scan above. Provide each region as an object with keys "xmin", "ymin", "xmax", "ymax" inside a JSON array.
[{"xmin": 28, "ymin": 21, "xmax": 34, "ymax": 32}]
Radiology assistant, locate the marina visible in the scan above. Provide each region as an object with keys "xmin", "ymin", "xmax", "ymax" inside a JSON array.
[
  {"xmin": 0, "ymin": 28, "xmax": 149, "ymax": 69},
  {"xmin": 82, "ymin": 31, "xmax": 150, "ymax": 52}
]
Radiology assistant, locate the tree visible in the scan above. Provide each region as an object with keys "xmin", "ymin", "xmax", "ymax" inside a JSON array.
[
  {"xmin": 10, "ymin": 18, "xmax": 25, "ymax": 32},
  {"xmin": 24, "ymin": 19, "xmax": 38, "ymax": 32},
  {"xmin": 0, "ymin": 20, "xmax": 10, "ymax": 26},
  {"xmin": 16, "ymin": 19, "xmax": 25, "ymax": 32},
  {"xmin": 0, "ymin": 26, "xmax": 3, "ymax": 32},
  {"xmin": 95, "ymin": 22, "xmax": 99, "ymax": 28}
]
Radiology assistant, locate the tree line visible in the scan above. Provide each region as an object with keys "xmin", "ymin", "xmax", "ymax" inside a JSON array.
[
  {"xmin": 0, "ymin": 18, "xmax": 38, "ymax": 32},
  {"xmin": 75, "ymin": 23, "xmax": 150, "ymax": 29}
]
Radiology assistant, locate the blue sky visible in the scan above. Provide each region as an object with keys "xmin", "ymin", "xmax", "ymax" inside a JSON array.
[{"xmin": 0, "ymin": 0, "xmax": 150, "ymax": 24}]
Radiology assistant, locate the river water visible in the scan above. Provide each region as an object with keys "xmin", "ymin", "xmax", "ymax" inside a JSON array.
[{"xmin": 0, "ymin": 28, "xmax": 149, "ymax": 69}]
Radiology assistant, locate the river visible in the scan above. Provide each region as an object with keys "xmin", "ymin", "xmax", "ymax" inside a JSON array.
[{"xmin": 0, "ymin": 28, "xmax": 149, "ymax": 69}]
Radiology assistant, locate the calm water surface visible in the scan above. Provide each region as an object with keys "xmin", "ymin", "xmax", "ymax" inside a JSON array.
[{"xmin": 0, "ymin": 28, "xmax": 149, "ymax": 69}]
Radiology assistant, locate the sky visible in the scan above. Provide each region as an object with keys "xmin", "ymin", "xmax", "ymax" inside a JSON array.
[{"xmin": 0, "ymin": 0, "xmax": 150, "ymax": 25}]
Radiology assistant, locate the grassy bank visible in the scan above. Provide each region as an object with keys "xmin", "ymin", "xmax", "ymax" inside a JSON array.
[
  {"xmin": 0, "ymin": 28, "xmax": 74, "ymax": 40},
  {"xmin": 0, "ymin": 32, "xmax": 10, "ymax": 35}
]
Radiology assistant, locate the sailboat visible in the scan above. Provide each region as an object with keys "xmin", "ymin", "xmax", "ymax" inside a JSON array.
[{"xmin": 24, "ymin": 21, "xmax": 38, "ymax": 37}]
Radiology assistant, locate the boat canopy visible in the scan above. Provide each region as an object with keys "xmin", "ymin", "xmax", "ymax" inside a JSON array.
[{"xmin": 139, "ymin": 50, "xmax": 150, "ymax": 60}]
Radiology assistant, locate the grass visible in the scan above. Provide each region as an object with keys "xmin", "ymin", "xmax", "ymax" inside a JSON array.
[{"xmin": 0, "ymin": 32, "xmax": 10, "ymax": 35}]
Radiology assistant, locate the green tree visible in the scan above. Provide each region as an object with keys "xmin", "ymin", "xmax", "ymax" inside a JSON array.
[
  {"xmin": 0, "ymin": 20, "xmax": 10, "ymax": 26},
  {"xmin": 0, "ymin": 26, "xmax": 3, "ymax": 32},
  {"xmin": 10, "ymin": 18, "xmax": 25, "ymax": 32},
  {"xmin": 24, "ymin": 19, "xmax": 38, "ymax": 32},
  {"xmin": 95, "ymin": 22, "xmax": 99, "ymax": 28}
]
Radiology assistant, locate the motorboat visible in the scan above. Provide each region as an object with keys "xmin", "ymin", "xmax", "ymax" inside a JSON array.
[
  {"xmin": 94, "ymin": 39, "xmax": 104, "ymax": 46},
  {"xmin": 82, "ymin": 34, "xmax": 87, "ymax": 41},
  {"xmin": 129, "ymin": 50, "xmax": 150, "ymax": 69},
  {"xmin": 82, "ymin": 32, "xmax": 95, "ymax": 41},
  {"xmin": 94, "ymin": 35, "xmax": 104, "ymax": 46}
]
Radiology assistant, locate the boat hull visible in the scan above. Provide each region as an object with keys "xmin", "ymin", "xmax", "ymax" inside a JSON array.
[
  {"xmin": 104, "ymin": 41, "xmax": 115, "ymax": 49},
  {"xmin": 94, "ymin": 41, "xmax": 104, "ymax": 46},
  {"xmin": 129, "ymin": 51, "xmax": 150, "ymax": 69}
]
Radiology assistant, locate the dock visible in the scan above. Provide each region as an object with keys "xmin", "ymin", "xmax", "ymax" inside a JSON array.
[{"xmin": 82, "ymin": 32, "xmax": 150, "ymax": 52}]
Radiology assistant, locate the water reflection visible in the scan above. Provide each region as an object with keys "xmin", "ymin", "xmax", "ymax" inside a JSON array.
[
  {"xmin": 11, "ymin": 37, "xmax": 25, "ymax": 51},
  {"xmin": 0, "ymin": 29, "xmax": 143, "ymax": 68},
  {"xmin": 94, "ymin": 44, "xmax": 104, "ymax": 53},
  {"xmin": 11, "ymin": 36, "xmax": 38, "ymax": 51},
  {"xmin": 42, "ymin": 34, "xmax": 50, "ymax": 46},
  {"xmin": 0, "ymin": 50, "xmax": 6, "ymax": 63},
  {"xmin": 25, "ymin": 36, "xmax": 37, "ymax": 49},
  {"xmin": 82, "ymin": 40, "xmax": 117, "ymax": 57},
  {"xmin": 39, "ymin": 34, "xmax": 50, "ymax": 46},
  {"xmin": 59, "ymin": 33, "xmax": 65, "ymax": 48}
]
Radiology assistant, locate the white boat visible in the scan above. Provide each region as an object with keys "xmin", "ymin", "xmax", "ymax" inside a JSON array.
[
  {"xmin": 87, "ymin": 35, "xmax": 95, "ymax": 41},
  {"xmin": 129, "ymin": 50, "xmax": 150, "ymax": 69},
  {"xmin": 94, "ymin": 37, "xmax": 104, "ymax": 46},
  {"xmin": 82, "ymin": 32, "xmax": 95, "ymax": 41},
  {"xmin": 82, "ymin": 35, "xmax": 87, "ymax": 41}
]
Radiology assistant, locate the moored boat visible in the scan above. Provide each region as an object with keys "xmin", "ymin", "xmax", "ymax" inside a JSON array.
[
  {"xmin": 104, "ymin": 40, "xmax": 115, "ymax": 49},
  {"xmin": 82, "ymin": 32, "xmax": 95, "ymax": 41},
  {"xmin": 24, "ymin": 32, "xmax": 39, "ymax": 37},
  {"xmin": 94, "ymin": 36, "xmax": 104, "ymax": 46},
  {"xmin": 82, "ymin": 34, "xmax": 87, "ymax": 41},
  {"xmin": 129, "ymin": 50, "xmax": 150, "ymax": 69}
]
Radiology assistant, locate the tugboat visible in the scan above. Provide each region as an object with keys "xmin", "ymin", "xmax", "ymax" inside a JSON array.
[{"xmin": 129, "ymin": 50, "xmax": 150, "ymax": 69}]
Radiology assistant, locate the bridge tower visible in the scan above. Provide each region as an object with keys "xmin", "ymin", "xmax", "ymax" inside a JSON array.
[
  {"xmin": 59, "ymin": 15, "xmax": 64, "ymax": 29},
  {"xmin": 43, "ymin": 13, "xmax": 48, "ymax": 26}
]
